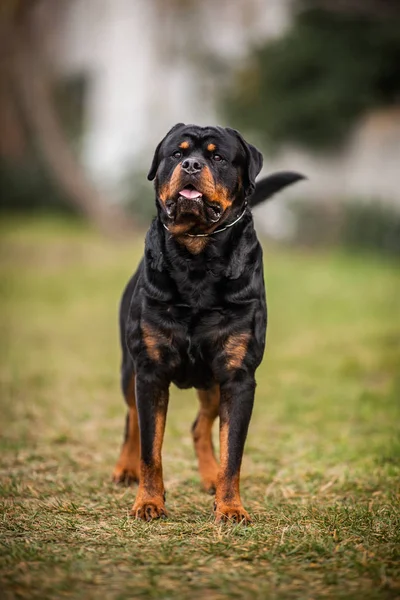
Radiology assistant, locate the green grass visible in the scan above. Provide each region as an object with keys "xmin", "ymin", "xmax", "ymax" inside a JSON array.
[{"xmin": 0, "ymin": 215, "xmax": 399, "ymax": 599}]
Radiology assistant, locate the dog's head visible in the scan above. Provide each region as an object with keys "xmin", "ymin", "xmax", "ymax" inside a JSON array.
[{"xmin": 148, "ymin": 123, "xmax": 263, "ymax": 235}]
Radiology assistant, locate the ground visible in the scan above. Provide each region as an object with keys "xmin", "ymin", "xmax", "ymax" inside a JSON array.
[{"xmin": 0, "ymin": 215, "xmax": 399, "ymax": 600}]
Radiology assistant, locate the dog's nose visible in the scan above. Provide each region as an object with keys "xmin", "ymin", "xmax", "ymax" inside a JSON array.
[{"xmin": 181, "ymin": 158, "xmax": 202, "ymax": 174}]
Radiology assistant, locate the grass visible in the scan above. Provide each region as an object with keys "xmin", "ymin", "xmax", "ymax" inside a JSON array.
[{"xmin": 0, "ymin": 215, "xmax": 399, "ymax": 599}]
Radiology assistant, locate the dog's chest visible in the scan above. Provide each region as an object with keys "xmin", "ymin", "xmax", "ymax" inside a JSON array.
[
  {"xmin": 146, "ymin": 302, "xmax": 254, "ymax": 389},
  {"xmin": 169, "ymin": 309, "xmax": 223, "ymax": 389},
  {"xmin": 139, "ymin": 302, "xmax": 226, "ymax": 388}
]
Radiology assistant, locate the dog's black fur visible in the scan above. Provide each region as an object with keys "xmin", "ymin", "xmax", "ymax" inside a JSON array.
[{"xmin": 113, "ymin": 124, "xmax": 305, "ymax": 523}]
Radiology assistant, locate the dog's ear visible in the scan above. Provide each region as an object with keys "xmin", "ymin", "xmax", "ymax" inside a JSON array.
[
  {"xmin": 147, "ymin": 123, "xmax": 186, "ymax": 181},
  {"xmin": 226, "ymin": 128, "xmax": 263, "ymax": 197}
]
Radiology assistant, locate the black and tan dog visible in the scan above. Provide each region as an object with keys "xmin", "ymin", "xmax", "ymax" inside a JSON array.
[{"xmin": 112, "ymin": 123, "xmax": 304, "ymax": 523}]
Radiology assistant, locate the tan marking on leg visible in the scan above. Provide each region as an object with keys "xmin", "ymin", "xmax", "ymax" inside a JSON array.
[
  {"xmin": 216, "ymin": 421, "xmax": 241, "ymax": 504},
  {"xmin": 224, "ymin": 333, "xmax": 250, "ymax": 370},
  {"xmin": 131, "ymin": 462, "xmax": 167, "ymax": 521},
  {"xmin": 153, "ymin": 409, "xmax": 165, "ymax": 471},
  {"xmin": 113, "ymin": 375, "xmax": 140, "ymax": 484},
  {"xmin": 132, "ymin": 392, "xmax": 168, "ymax": 520},
  {"xmin": 219, "ymin": 420, "xmax": 229, "ymax": 474},
  {"xmin": 193, "ymin": 386, "xmax": 220, "ymax": 492},
  {"xmin": 215, "ymin": 422, "xmax": 251, "ymax": 525}
]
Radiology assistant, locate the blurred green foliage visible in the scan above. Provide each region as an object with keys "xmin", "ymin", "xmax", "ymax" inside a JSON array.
[
  {"xmin": 0, "ymin": 75, "xmax": 86, "ymax": 214},
  {"xmin": 223, "ymin": 5, "xmax": 400, "ymax": 150},
  {"xmin": 291, "ymin": 199, "xmax": 400, "ymax": 257},
  {"xmin": 342, "ymin": 201, "xmax": 400, "ymax": 256},
  {"xmin": 123, "ymin": 169, "xmax": 157, "ymax": 225},
  {"xmin": 53, "ymin": 74, "xmax": 87, "ymax": 149},
  {"xmin": 0, "ymin": 158, "xmax": 72, "ymax": 214}
]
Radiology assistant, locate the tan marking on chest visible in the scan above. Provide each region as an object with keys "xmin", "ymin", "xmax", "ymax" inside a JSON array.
[
  {"xmin": 142, "ymin": 323, "xmax": 161, "ymax": 361},
  {"xmin": 224, "ymin": 333, "xmax": 250, "ymax": 370},
  {"xmin": 141, "ymin": 322, "xmax": 175, "ymax": 363},
  {"xmin": 176, "ymin": 235, "xmax": 209, "ymax": 254}
]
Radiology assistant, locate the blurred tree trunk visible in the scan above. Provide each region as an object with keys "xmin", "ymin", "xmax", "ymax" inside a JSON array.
[{"xmin": 1, "ymin": 0, "xmax": 134, "ymax": 233}]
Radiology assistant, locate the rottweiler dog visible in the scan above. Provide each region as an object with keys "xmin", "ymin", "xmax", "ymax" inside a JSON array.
[{"xmin": 112, "ymin": 123, "xmax": 304, "ymax": 523}]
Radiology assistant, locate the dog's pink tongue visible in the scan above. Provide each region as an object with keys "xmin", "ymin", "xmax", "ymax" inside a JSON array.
[{"xmin": 179, "ymin": 188, "xmax": 202, "ymax": 199}]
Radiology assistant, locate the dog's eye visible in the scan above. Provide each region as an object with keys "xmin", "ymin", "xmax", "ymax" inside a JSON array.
[
  {"xmin": 172, "ymin": 151, "xmax": 182, "ymax": 159},
  {"xmin": 213, "ymin": 154, "xmax": 223, "ymax": 162}
]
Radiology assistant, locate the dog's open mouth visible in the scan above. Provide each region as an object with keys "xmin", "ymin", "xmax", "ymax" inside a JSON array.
[
  {"xmin": 164, "ymin": 184, "xmax": 222, "ymax": 224},
  {"xmin": 178, "ymin": 184, "xmax": 203, "ymax": 200},
  {"xmin": 179, "ymin": 185, "xmax": 222, "ymax": 221}
]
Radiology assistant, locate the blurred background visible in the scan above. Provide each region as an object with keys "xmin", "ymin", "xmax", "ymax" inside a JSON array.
[
  {"xmin": 1, "ymin": 0, "xmax": 400, "ymax": 252},
  {"xmin": 1, "ymin": 3, "xmax": 400, "ymax": 595}
]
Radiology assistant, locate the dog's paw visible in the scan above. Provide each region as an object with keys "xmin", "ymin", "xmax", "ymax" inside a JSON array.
[
  {"xmin": 112, "ymin": 465, "xmax": 139, "ymax": 486},
  {"xmin": 131, "ymin": 498, "xmax": 167, "ymax": 521},
  {"xmin": 214, "ymin": 502, "xmax": 252, "ymax": 525},
  {"xmin": 201, "ymin": 475, "xmax": 217, "ymax": 495}
]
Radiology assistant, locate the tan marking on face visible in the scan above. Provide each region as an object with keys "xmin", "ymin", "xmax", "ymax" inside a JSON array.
[
  {"xmin": 197, "ymin": 166, "xmax": 233, "ymax": 211},
  {"xmin": 197, "ymin": 164, "xmax": 216, "ymax": 198},
  {"xmin": 214, "ymin": 184, "xmax": 233, "ymax": 211},
  {"xmin": 158, "ymin": 163, "xmax": 183, "ymax": 206},
  {"xmin": 169, "ymin": 163, "xmax": 184, "ymax": 197},
  {"xmin": 160, "ymin": 163, "xmax": 234, "ymax": 244},
  {"xmin": 207, "ymin": 143, "xmax": 216, "ymax": 152},
  {"xmin": 193, "ymin": 386, "xmax": 220, "ymax": 491},
  {"xmin": 179, "ymin": 140, "xmax": 189, "ymax": 149},
  {"xmin": 158, "ymin": 183, "xmax": 168, "ymax": 205},
  {"xmin": 167, "ymin": 222, "xmax": 193, "ymax": 235},
  {"xmin": 224, "ymin": 333, "xmax": 250, "ymax": 370}
]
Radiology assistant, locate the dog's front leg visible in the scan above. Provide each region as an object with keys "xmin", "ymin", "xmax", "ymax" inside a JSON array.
[
  {"xmin": 131, "ymin": 376, "xmax": 169, "ymax": 521},
  {"xmin": 215, "ymin": 374, "xmax": 255, "ymax": 524}
]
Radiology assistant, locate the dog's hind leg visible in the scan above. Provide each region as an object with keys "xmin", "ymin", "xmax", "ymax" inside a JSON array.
[
  {"xmin": 112, "ymin": 360, "xmax": 140, "ymax": 485},
  {"xmin": 192, "ymin": 385, "xmax": 220, "ymax": 494}
]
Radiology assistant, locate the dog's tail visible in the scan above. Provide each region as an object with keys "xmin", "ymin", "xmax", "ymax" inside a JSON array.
[{"xmin": 250, "ymin": 172, "xmax": 306, "ymax": 209}]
